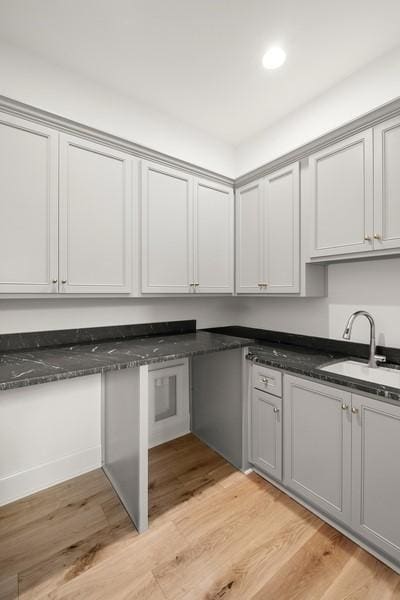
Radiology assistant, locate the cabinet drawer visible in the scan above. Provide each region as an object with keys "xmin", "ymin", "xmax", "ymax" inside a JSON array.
[{"xmin": 252, "ymin": 364, "xmax": 282, "ymax": 397}]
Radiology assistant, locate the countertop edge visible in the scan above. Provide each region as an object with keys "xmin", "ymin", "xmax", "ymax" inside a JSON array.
[{"xmin": 0, "ymin": 337, "xmax": 251, "ymax": 392}]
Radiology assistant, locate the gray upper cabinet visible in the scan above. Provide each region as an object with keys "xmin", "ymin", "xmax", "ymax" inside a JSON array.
[
  {"xmin": 236, "ymin": 178, "xmax": 263, "ymax": 294},
  {"xmin": 141, "ymin": 162, "xmax": 234, "ymax": 295},
  {"xmin": 59, "ymin": 135, "xmax": 133, "ymax": 294},
  {"xmin": 0, "ymin": 114, "xmax": 59, "ymax": 293},
  {"xmin": 236, "ymin": 162, "xmax": 300, "ymax": 294},
  {"xmin": 249, "ymin": 388, "xmax": 282, "ymax": 481},
  {"xmin": 309, "ymin": 130, "xmax": 374, "ymax": 258},
  {"xmin": 351, "ymin": 393, "xmax": 400, "ymax": 563},
  {"xmin": 262, "ymin": 164, "xmax": 300, "ymax": 293},
  {"xmin": 193, "ymin": 178, "xmax": 234, "ymax": 294},
  {"xmin": 284, "ymin": 375, "xmax": 352, "ymax": 523},
  {"xmin": 141, "ymin": 161, "xmax": 193, "ymax": 294},
  {"xmin": 374, "ymin": 115, "xmax": 400, "ymax": 251}
]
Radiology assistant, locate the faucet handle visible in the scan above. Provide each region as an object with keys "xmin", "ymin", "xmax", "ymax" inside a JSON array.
[{"xmin": 375, "ymin": 354, "xmax": 386, "ymax": 364}]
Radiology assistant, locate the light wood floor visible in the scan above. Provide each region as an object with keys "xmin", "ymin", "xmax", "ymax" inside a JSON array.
[{"xmin": 1, "ymin": 434, "xmax": 400, "ymax": 599}]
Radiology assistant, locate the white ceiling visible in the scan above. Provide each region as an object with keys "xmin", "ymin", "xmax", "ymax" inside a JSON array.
[{"xmin": 1, "ymin": 0, "xmax": 400, "ymax": 144}]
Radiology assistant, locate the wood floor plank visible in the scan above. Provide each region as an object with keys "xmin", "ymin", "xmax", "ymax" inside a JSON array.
[
  {"xmin": 153, "ymin": 482, "xmax": 320, "ymax": 599},
  {"xmin": 0, "ymin": 494, "xmax": 108, "ymax": 579},
  {"xmin": 249, "ymin": 523, "xmax": 356, "ymax": 600},
  {"xmin": 0, "ymin": 470, "xmax": 107, "ymax": 539},
  {"xmin": 0, "ymin": 575, "xmax": 18, "ymax": 600},
  {"xmin": 1, "ymin": 434, "xmax": 399, "ymax": 600},
  {"xmin": 18, "ymin": 517, "xmax": 135, "ymax": 599},
  {"xmin": 320, "ymin": 546, "xmax": 400, "ymax": 600},
  {"xmin": 41, "ymin": 521, "xmax": 185, "ymax": 599}
]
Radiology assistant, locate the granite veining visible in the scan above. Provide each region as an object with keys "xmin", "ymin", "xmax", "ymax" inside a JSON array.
[
  {"xmin": 3, "ymin": 320, "xmax": 400, "ymax": 405},
  {"xmin": 0, "ymin": 331, "xmax": 252, "ymax": 391}
]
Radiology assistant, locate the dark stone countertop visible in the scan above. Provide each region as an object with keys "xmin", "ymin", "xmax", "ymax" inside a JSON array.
[
  {"xmin": 246, "ymin": 342, "xmax": 400, "ymax": 405},
  {"xmin": 204, "ymin": 325, "xmax": 400, "ymax": 404},
  {"xmin": 0, "ymin": 331, "xmax": 252, "ymax": 391},
  {"xmin": 2, "ymin": 319, "xmax": 400, "ymax": 404}
]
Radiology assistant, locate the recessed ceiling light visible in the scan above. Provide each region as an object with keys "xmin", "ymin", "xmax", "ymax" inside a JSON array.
[{"xmin": 262, "ymin": 46, "xmax": 286, "ymax": 70}]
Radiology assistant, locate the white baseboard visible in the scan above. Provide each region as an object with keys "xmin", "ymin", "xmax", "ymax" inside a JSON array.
[{"xmin": 0, "ymin": 445, "xmax": 102, "ymax": 506}]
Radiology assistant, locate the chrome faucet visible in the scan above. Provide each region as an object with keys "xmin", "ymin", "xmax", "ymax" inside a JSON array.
[{"xmin": 342, "ymin": 311, "xmax": 386, "ymax": 368}]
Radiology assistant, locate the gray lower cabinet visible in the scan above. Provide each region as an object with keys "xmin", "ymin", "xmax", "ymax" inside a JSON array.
[
  {"xmin": 249, "ymin": 389, "xmax": 282, "ymax": 480},
  {"xmin": 351, "ymin": 393, "xmax": 400, "ymax": 563},
  {"xmin": 283, "ymin": 375, "xmax": 352, "ymax": 524}
]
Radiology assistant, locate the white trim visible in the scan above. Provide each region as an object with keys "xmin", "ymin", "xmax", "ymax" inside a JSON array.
[
  {"xmin": 236, "ymin": 95, "xmax": 400, "ymax": 187},
  {"xmin": 3, "ymin": 93, "xmax": 400, "ymax": 188},
  {"xmin": 0, "ymin": 446, "xmax": 101, "ymax": 506},
  {"xmin": 0, "ymin": 94, "xmax": 233, "ymax": 186}
]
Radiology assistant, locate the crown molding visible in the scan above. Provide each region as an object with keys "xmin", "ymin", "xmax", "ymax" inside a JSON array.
[
  {"xmin": 0, "ymin": 94, "xmax": 234, "ymax": 186},
  {"xmin": 2, "ymin": 93, "xmax": 400, "ymax": 189},
  {"xmin": 235, "ymin": 95, "xmax": 400, "ymax": 188}
]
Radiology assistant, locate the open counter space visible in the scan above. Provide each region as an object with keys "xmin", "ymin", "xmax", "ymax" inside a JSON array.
[
  {"xmin": 0, "ymin": 330, "xmax": 251, "ymax": 391},
  {"xmin": 2, "ymin": 2, "xmax": 400, "ymax": 597}
]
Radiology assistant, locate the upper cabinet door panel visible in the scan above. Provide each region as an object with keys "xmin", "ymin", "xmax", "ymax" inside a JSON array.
[
  {"xmin": 194, "ymin": 179, "xmax": 233, "ymax": 294},
  {"xmin": 0, "ymin": 115, "xmax": 58, "ymax": 293},
  {"xmin": 263, "ymin": 163, "xmax": 299, "ymax": 293},
  {"xmin": 141, "ymin": 162, "xmax": 192, "ymax": 294},
  {"xmin": 59, "ymin": 135, "xmax": 132, "ymax": 294},
  {"xmin": 310, "ymin": 130, "xmax": 373, "ymax": 257},
  {"xmin": 236, "ymin": 180, "xmax": 263, "ymax": 293},
  {"xmin": 374, "ymin": 116, "xmax": 400, "ymax": 250}
]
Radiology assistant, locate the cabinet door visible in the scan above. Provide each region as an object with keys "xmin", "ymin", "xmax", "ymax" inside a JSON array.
[
  {"xmin": 309, "ymin": 130, "xmax": 373, "ymax": 257},
  {"xmin": 284, "ymin": 375, "xmax": 351, "ymax": 523},
  {"xmin": 249, "ymin": 389, "xmax": 282, "ymax": 480},
  {"xmin": 262, "ymin": 163, "xmax": 299, "ymax": 293},
  {"xmin": 351, "ymin": 394, "xmax": 400, "ymax": 563},
  {"xmin": 194, "ymin": 178, "xmax": 233, "ymax": 294},
  {"xmin": 141, "ymin": 162, "xmax": 192, "ymax": 293},
  {"xmin": 0, "ymin": 114, "xmax": 58, "ymax": 293},
  {"xmin": 374, "ymin": 116, "xmax": 400, "ymax": 250},
  {"xmin": 59, "ymin": 135, "xmax": 132, "ymax": 294},
  {"xmin": 236, "ymin": 179, "xmax": 263, "ymax": 293}
]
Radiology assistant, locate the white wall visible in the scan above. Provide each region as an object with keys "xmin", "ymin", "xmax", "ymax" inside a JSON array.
[
  {"xmin": 238, "ymin": 257, "xmax": 400, "ymax": 348},
  {"xmin": 235, "ymin": 45, "xmax": 400, "ymax": 175},
  {"xmin": 0, "ymin": 374, "xmax": 101, "ymax": 505},
  {"xmin": 0, "ymin": 40, "xmax": 234, "ymax": 177},
  {"xmin": 1, "ymin": 259, "xmax": 399, "ymax": 347},
  {"xmin": 0, "ymin": 296, "xmax": 244, "ymax": 334},
  {"xmin": 0, "ymin": 295, "xmax": 245, "ymax": 505}
]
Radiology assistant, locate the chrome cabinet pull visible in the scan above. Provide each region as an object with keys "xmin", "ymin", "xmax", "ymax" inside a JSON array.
[
  {"xmin": 341, "ymin": 404, "xmax": 349, "ymax": 410},
  {"xmin": 273, "ymin": 407, "xmax": 279, "ymax": 413},
  {"xmin": 52, "ymin": 279, "xmax": 58, "ymax": 284},
  {"xmin": 374, "ymin": 233, "xmax": 381, "ymax": 240},
  {"xmin": 351, "ymin": 407, "xmax": 359, "ymax": 414},
  {"xmin": 61, "ymin": 279, "xmax": 67, "ymax": 284},
  {"xmin": 364, "ymin": 235, "xmax": 371, "ymax": 241}
]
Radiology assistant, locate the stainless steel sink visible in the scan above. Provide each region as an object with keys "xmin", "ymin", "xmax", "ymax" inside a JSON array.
[{"xmin": 319, "ymin": 360, "xmax": 400, "ymax": 388}]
